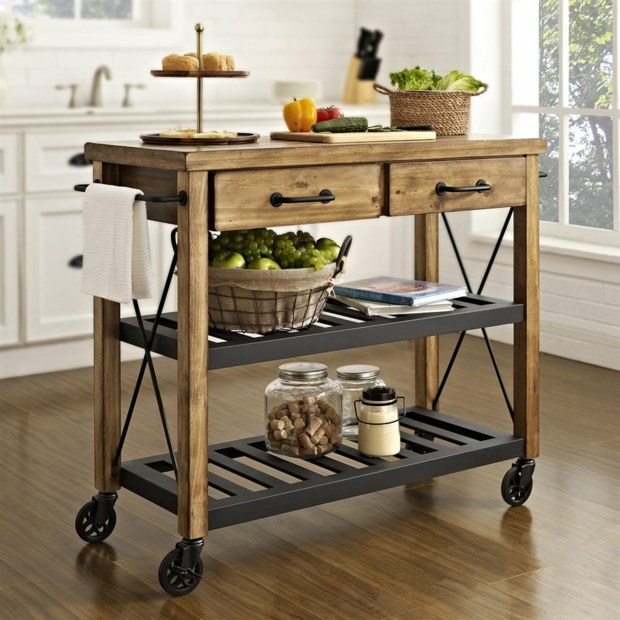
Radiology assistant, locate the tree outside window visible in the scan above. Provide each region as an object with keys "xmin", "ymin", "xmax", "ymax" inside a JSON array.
[{"xmin": 538, "ymin": 0, "xmax": 614, "ymax": 232}]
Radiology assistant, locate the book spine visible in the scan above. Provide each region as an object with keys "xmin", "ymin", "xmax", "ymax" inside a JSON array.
[{"xmin": 334, "ymin": 287, "xmax": 414, "ymax": 306}]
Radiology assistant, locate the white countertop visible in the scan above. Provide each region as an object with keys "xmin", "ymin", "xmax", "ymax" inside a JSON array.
[{"xmin": 0, "ymin": 103, "xmax": 390, "ymax": 128}]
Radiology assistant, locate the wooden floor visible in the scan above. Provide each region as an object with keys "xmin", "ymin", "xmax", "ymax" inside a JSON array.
[{"xmin": 0, "ymin": 335, "xmax": 618, "ymax": 619}]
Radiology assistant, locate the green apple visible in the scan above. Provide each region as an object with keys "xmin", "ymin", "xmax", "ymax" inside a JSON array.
[
  {"xmin": 247, "ymin": 257, "xmax": 281, "ymax": 270},
  {"xmin": 316, "ymin": 237, "xmax": 340, "ymax": 261},
  {"xmin": 211, "ymin": 250, "xmax": 246, "ymax": 269}
]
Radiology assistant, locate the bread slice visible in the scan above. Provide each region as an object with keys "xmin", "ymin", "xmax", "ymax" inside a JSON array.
[{"xmin": 162, "ymin": 53, "xmax": 199, "ymax": 71}]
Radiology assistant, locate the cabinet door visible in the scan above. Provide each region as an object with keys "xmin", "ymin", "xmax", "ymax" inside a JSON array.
[
  {"xmin": 0, "ymin": 132, "xmax": 19, "ymax": 195},
  {"xmin": 24, "ymin": 194, "xmax": 92, "ymax": 341},
  {"xmin": 24, "ymin": 194, "xmax": 167, "ymax": 342},
  {"xmin": 0, "ymin": 199, "xmax": 19, "ymax": 346}
]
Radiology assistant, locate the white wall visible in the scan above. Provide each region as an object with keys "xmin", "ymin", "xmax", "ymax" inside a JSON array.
[{"xmin": 4, "ymin": 0, "xmax": 465, "ymax": 110}]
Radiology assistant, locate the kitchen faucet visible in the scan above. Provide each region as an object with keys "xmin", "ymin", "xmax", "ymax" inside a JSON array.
[{"xmin": 88, "ymin": 65, "xmax": 112, "ymax": 107}]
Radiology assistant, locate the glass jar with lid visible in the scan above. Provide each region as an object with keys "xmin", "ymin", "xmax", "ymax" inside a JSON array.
[
  {"xmin": 335, "ymin": 364, "xmax": 385, "ymax": 438},
  {"xmin": 265, "ymin": 361, "xmax": 342, "ymax": 458},
  {"xmin": 355, "ymin": 385, "xmax": 405, "ymax": 457}
]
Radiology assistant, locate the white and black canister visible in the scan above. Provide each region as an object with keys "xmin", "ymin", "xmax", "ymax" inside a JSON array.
[{"xmin": 355, "ymin": 386, "xmax": 405, "ymax": 457}]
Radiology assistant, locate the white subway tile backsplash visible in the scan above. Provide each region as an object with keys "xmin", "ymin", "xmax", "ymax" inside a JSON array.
[{"xmin": 2, "ymin": 0, "xmax": 456, "ymax": 108}]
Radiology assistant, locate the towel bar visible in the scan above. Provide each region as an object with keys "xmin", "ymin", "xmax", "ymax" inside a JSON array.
[{"xmin": 74, "ymin": 183, "xmax": 187, "ymax": 205}]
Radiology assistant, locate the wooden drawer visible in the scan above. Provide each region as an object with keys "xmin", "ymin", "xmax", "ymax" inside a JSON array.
[
  {"xmin": 212, "ymin": 164, "xmax": 382, "ymax": 230},
  {"xmin": 389, "ymin": 157, "xmax": 526, "ymax": 216}
]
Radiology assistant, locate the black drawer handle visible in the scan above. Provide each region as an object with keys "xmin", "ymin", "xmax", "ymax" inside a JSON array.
[
  {"xmin": 68, "ymin": 254, "xmax": 83, "ymax": 268},
  {"xmin": 435, "ymin": 179, "xmax": 491, "ymax": 196},
  {"xmin": 68, "ymin": 152, "xmax": 91, "ymax": 167},
  {"xmin": 270, "ymin": 188, "xmax": 335, "ymax": 208}
]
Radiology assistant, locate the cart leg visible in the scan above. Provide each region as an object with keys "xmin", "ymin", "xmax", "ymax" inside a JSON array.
[
  {"xmin": 414, "ymin": 213, "xmax": 440, "ymax": 409},
  {"xmin": 176, "ymin": 171, "xmax": 210, "ymax": 541},
  {"xmin": 513, "ymin": 155, "xmax": 540, "ymax": 460},
  {"xmin": 158, "ymin": 538, "xmax": 204, "ymax": 596}
]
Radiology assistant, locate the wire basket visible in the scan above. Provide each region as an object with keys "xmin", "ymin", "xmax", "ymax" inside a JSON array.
[
  {"xmin": 374, "ymin": 83, "xmax": 488, "ymax": 136},
  {"xmin": 208, "ymin": 236, "xmax": 352, "ymax": 334}
]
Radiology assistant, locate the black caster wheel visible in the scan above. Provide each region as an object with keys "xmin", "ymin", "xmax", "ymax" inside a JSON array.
[
  {"xmin": 75, "ymin": 493, "xmax": 117, "ymax": 543},
  {"xmin": 501, "ymin": 459, "xmax": 535, "ymax": 507},
  {"xmin": 158, "ymin": 542, "xmax": 204, "ymax": 596}
]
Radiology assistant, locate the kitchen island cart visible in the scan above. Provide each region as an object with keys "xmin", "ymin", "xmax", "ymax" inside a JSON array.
[{"xmin": 75, "ymin": 134, "xmax": 545, "ymax": 595}]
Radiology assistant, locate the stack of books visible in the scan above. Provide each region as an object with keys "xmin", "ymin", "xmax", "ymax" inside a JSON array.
[{"xmin": 333, "ymin": 276, "xmax": 467, "ymax": 317}]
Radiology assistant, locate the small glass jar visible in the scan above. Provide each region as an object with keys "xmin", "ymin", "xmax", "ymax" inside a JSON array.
[
  {"xmin": 265, "ymin": 362, "xmax": 342, "ymax": 458},
  {"xmin": 355, "ymin": 386, "xmax": 404, "ymax": 457},
  {"xmin": 335, "ymin": 364, "xmax": 385, "ymax": 438}
]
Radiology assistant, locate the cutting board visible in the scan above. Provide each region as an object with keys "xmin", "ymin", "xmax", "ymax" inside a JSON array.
[{"xmin": 270, "ymin": 130, "xmax": 436, "ymax": 143}]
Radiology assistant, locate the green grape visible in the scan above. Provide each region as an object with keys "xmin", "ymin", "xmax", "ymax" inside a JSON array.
[{"xmin": 315, "ymin": 260, "xmax": 325, "ymax": 271}]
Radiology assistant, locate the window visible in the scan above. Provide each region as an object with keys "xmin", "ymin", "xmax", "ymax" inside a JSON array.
[
  {"xmin": 1, "ymin": 0, "xmax": 181, "ymax": 47},
  {"xmin": 11, "ymin": 0, "xmax": 133, "ymax": 20},
  {"xmin": 511, "ymin": 0, "xmax": 619, "ymax": 247}
]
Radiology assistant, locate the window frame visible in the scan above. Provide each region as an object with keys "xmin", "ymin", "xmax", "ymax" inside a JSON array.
[
  {"xmin": 510, "ymin": 0, "xmax": 620, "ymax": 249},
  {"xmin": 3, "ymin": 0, "xmax": 182, "ymax": 48}
]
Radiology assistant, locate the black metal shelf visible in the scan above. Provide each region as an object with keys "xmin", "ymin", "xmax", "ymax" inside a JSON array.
[
  {"xmin": 119, "ymin": 295, "xmax": 523, "ymax": 369},
  {"xmin": 120, "ymin": 406, "xmax": 522, "ymax": 529}
]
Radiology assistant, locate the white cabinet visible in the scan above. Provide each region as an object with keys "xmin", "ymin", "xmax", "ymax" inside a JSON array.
[
  {"xmin": 0, "ymin": 132, "xmax": 19, "ymax": 195},
  {"xmin": 24, "ymin": 193, "xmax": 168, "ymax": 341},
  {"xmin": 24, "ymin": 194, "xmax": 91, "ymax": 341},
  {"xmin": 0, "ymin": 113, "xmax": 192, "ymax": 370},
  {"xmin": 0, "ymin": 199, "xmax": 19, "ymax": 346},
  {"xmin": 24, "ymin": 129, "xmax": 137, "ymax": 192}
]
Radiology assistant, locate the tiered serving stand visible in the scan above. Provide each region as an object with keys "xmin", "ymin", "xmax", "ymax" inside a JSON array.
[{"xmin": 140, "ymin": 23, "xmax": 259, "ymax": 145}]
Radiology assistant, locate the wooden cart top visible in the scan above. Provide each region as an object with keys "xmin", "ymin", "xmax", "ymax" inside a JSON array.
[{"xmin": 85, "ymin": 135, "xmax": 547, "ymax": 172}]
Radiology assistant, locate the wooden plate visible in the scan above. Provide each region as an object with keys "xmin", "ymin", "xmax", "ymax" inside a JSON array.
[
  {"xmin": 140, "ymin": 132, "xmax": 260, "ymax": 146},
  {"xmin": 151, "ymin": 70, "xmax": 250, "ymax": 78}
]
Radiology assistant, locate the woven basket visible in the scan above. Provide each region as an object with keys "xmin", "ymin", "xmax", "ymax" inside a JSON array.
[
  {"xmin": 208, "ymin": 264, "xmax": 337, "ymax": 334},
  {"xmin": 208, "ymin": 236, "xmax": 352, "ymax": 334},
  {"xmin": 374, "ymin": 83, "xmax": 488, "ymax": 136}
]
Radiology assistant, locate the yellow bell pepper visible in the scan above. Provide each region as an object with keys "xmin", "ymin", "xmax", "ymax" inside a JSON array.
[{"xmin": 283, "ymin": 97, "xmax": 317, "ymax": 132}]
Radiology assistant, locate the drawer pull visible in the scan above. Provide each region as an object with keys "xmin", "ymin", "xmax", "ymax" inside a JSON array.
[
  {"xmin": 68, "ymin": 254, "xmax": 83, "ymax": 268},
  {"xmin": 68, "ymin": 152, "xmax": 91, "ymax": 167},
  {"xmin": 435, "ymin": 179, "xmax": 491, "ymax": 196},
  {"xmin": 270, "ymin": 188, "xmax": 335, "ymax": 208}
]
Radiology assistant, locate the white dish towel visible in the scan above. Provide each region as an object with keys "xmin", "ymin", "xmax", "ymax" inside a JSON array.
[{"xmin": 81, "ymin": 183, "xmax": 154, "ymax": 304}]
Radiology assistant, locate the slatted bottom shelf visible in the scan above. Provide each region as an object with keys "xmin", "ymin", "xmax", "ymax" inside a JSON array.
[{"xmin": 121, "ymin": 407, "xmax": 522, "ymax": 529}]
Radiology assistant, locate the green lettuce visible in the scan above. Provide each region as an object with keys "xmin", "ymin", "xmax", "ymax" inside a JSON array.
[
  {"xmin": 389, "ymin": 66, "xmax": 440, "ymax": 91},
  {"xmin": 390, "ymin": 66, "xmax": 485, "ymax": 93}
]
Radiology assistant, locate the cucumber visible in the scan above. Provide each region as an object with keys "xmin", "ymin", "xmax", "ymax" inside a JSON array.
[{"xmin": 311, "ymin": 117, "xmax": 369, "ymax": 133}]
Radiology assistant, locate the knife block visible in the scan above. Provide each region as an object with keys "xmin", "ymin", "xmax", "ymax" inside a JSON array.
[{"xmin": 342, "ymin": 56, "xmax": 377, "ymax": 105}]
